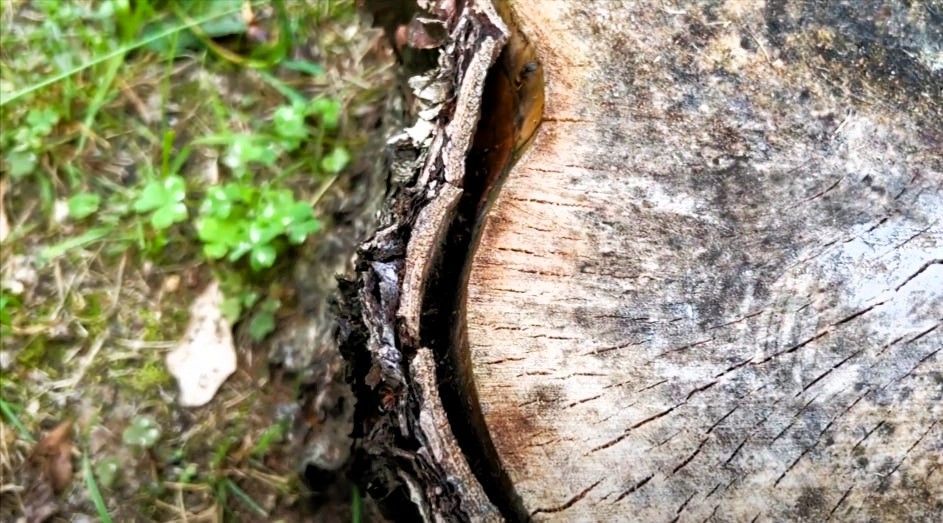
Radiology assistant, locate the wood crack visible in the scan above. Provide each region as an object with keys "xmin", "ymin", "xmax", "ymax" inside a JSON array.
[
  {"xmin": 483, "ymin": 356, "xmax": 526, "ymax": 365},
  {"xmin": 508, "ymin": 195, "xmax": 594, "ymax": 209},
  {"xmin": 590, "ymin": 404, "xmax": 680, "ymax": 453},
  {"xmin": 654, "ymin": 337, "xmax": 715, "ymax": 359},
  {"xmin": 566, "ymin": 393, "xmax": 605, "ymax": 409},
  {"xmin": 801, "ymin": 175, "xmax": 844, "ymax": 202},
  {"xmin": 851, "ymin": 420, "xmax": 885, "ymax": 452},
  {"xmin": 894, "ymin": 259, "xmax": 942, "ymax": 291},
  {"xmin": 825, "ymin": 485, "xmax": 854, "ymax": 521},
  {"xmin": 881, "ymin": 419, "xmax": 939, "ymax": 487},
  {"xmin": 713, "ymin": 358, "xmax": 754, "ymax": 379},
  {"xmin": 774, "ymin": 397, "xmax": 854, "ymax": 486},
  {"xmin": 671, "ymin": 436, "xmax": 710, "ymax": 475},
  {"xmin": 707, "ymin": 406, "xmax": 739, "ymax": 434},
  {"xmin": 880, "ymin": 345, "xmax": 941, "ymax": 391},
  {"xmin": 613, "ymin": 474, "xmax": 654, "ymax": 504},
  {"xmin": 581, "ymin": 337, "xmax": 650, "ymax": 356},
  {"xmin": 756, "ymin": 330, "xmax": 830, "ymax": 365},
  {"xmin": 530, "ymin": 479, "xmax": 602, "ymax": 515},
  {"xmin": 771, "ymin": 394, "xmax": 820, "ymax": 444},
  {"xmin": 724, "ymin": 437, "xmax": 748, "ymax": 466},
  {"xmin": 676, "ymin": 491, "xmax": 697, "ymax": 515},
  {"xmin": 685, "ymin": 380, "xmax": 719, "ymax": 401},
  {"xmin": 796, "ymin": 349, "xmax": 864, "ymax": 397}
]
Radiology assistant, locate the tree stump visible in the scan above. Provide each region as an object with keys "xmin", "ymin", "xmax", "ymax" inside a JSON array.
[{"xmin": 341, "ymin": 1, "xmax": 942, "ymax": 521}]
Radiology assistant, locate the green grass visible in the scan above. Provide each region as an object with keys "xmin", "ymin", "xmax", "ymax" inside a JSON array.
[
  {"xmin": 351, "ymin": 484, "xmax": 363, "ymax": 523},
  {"xmin": 1, "ymin": 0, "xmax": 390, "ymax": 519},
  {"xmin": 82, "ymin": 453, "xmax": 114, "ymax": 523},
  {"xmin": 1, "ymin": 4, "xmax": 245, "ymax": 106},
  {"xmin": 220, "ymin": 478, "xmax": 269, "ymax": 518},
  {"xmin": 3, "ymin": 0, "xmax": 353, "ymax": 314},
  {"xmin": 0, "ymin": 398, "xmax": 34, "ymax": 442}
]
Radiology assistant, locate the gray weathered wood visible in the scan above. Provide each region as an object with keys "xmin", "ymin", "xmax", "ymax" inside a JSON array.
[{"xmin": 466, "ymin": 1, "xmax": 942, "ymax": 520}]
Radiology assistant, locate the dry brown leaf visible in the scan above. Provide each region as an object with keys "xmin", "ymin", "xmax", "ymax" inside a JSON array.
[
  {"xmin": 33, "ymin": 421, "xmax": 74, "ymax": 493},
  {"xmin": 165, "ymin": 281, "xmax": 237, "ymax": 407}
]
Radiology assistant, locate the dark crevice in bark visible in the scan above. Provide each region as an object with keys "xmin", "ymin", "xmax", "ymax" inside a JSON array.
[
  {"xmin": 336, "ymin": 1, "xmax": 506, "ymax": 520},
  {"xmin": 337, "ymin": 0, "xmax": 543, "ymax": 520},
  {"xmin": 420, "ymin": 2, "xmax": 543, "ymax": 521}
]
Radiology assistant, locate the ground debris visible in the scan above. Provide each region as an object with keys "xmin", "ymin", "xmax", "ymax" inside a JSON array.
[
  {"xmin": 0, "ymin": 180, "xmax": 9, "ymax": 242},
  {"xmin": 0, "ymin": 1, "xmax": 396, "ymax": 519},
  {"xmin": 31, "ymin": 420, "xmax": 73, "ymax": 493},
  {"xmin": 165, "ymin": 281, "xmax": 237, "ymax": 407},
  {"xmin": 21, "ymin": 420, "xmax": 74, "ymax": 522}
]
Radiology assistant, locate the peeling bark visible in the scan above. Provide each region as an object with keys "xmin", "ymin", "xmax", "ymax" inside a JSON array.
[{"xmin": 337, "ymin": 1, "xmax": 512, "ymax": 520}]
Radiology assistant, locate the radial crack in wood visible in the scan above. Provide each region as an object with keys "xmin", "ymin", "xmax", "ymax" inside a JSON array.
[{"xmin": 464, "ymin": 0, "xmax": 942, "ymax": 521}]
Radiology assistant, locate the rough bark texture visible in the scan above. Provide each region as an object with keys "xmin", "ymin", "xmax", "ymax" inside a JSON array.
[
  {"xmin": 338, "ymin": 1, "xmax": 510, "ymax": 521},
  {"xmin": 467, "ymin": 1, "xmax": 942, "ymax": 521},
  {"xmin": 342, "ymin": 0, "xmax": 942, "ymax": 522}
]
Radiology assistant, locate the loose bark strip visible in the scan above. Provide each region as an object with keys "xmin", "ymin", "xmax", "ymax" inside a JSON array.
[{"xmin": 337, "ymin": 1, "xmax": 510, "ymax": 520}]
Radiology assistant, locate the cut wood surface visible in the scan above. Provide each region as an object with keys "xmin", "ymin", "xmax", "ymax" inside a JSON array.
[{"xmin": 465, "ymin": 1, "xmax": 942, "ymax": 521}]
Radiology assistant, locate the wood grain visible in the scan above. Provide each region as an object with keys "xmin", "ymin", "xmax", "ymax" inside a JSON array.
[{"xmin": 465, "ymin": 1, "xmax": 943, "ymax": 520}]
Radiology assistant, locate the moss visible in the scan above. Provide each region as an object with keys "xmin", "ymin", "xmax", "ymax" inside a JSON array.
[
  {"xmin": 15, "ymin": 336, "xmax": 67, "ymax": 374},
  {"xmin": 119, "ymin": 359, "xmax": 172, "ymax": 393},
  {"xmin": 72, "ymin": 290, "xmax": 110, "ymax": 337}
]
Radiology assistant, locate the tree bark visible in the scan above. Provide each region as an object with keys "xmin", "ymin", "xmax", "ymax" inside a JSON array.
[{"xmin": 341, "ymin": 1, "xmax": 942, "ymax": 521}]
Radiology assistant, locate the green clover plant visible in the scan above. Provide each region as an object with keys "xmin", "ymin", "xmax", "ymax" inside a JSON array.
[
  {"xmin": 122, "ymin": 415, "xmax": 161, "ymax": 449},
  {"xmin": 3, "ymin": 107, "xmax": 61, "ymax": 179},
  {"xmin": 197, "ymin": 184, "xmax": 320, "ymax": 271},
  {"xmin": 133, "ymin": 175, "xmax": 188, "ymax": 229},
  {"xmin": 67, "ymin": 192, "xmax": 101, "ymax": 219}
]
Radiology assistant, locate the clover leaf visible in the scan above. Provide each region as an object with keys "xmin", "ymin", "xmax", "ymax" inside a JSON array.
[
  {"xmin": 320, "ymin": 146, "xmax": 350, "ymax": 174},
  {"xmin": 273, "ymin": 104, "xmax": 308, "ymax": 146},
  {"xmin": 94, "ymin": 457, "xmax": 120, "ymax": 488},
  {"xmin": 223, "ymin": 134, "xmax": 278, "ymax": 175},
  {"xmin": 122, "ymin": 415, "xmax": 161, "ymax": 448},
  {"xmin": 200, "ymin": 186, "xmax": 234, "ymax": 218},
  {"xmin": 308, "ymin": 97, "xmax": 341, "ymax": 129},
  {"xmin": 197, "ymin": 184, "xmax": 321, "ymax": 272},
  {"xmin": 133, "ymin": 175, "xmax": 188, "ymax": 229},
  {"xmin": 283, "ymin": 202, "xmax": 320, "ymax": 243},
  {"xmin": 26, "ymin": 107, "xmax": 60, "ymax": 137},
  {"xmin": 248, "ymin": 299, "xmax": 279, "ymax": 342},
  {"xmin": 197, "ymin": 216, "xmax": 241, "ymax": 259},
  {"xmin": 67, "ymin": 192, "xmax": 101, "ymax": 219},
  {"xmin": 5, "ymin": 151, "xmax": 37, "ymax": 179},
  {"xmin": 249, "ymin": 243, "xmax": 277, "ymax": 270}
]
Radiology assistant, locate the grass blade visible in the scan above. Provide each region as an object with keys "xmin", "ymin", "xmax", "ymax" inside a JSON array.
[
  {"xmin": 172, "ymin": 0, "xmax": 290, "ymax": 69},
  {"xmin": 82, "ymin": 453, "xmax": 114, "ymax": 523},
  {"xmin": 223, "ymin": 478, "xmax": 268, "ymax": 517},
  {"xmin": 1, "ymin": 5, "xmax": 244, "ymax": 107},
  {"xmin": 39, "ymin": 227, "xmax": 111, "ymax": 263},
  {"xmin": 76, "ymin": 53, "xmax": 127, "ymax": 155},
  {"xmin": 256, "ymin": 70, "xmax": 306, "ymax": 106},
  {"xmin": 282, "ymin": 59, "xmax": 324, "ymax": 76},
  {"xmin": 351, "ymin": 484, "xmax": 363, "ymax": 523},
  {"xmin": 0, "ymin": 399, "xmax": 34, "ymax": 442}
]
